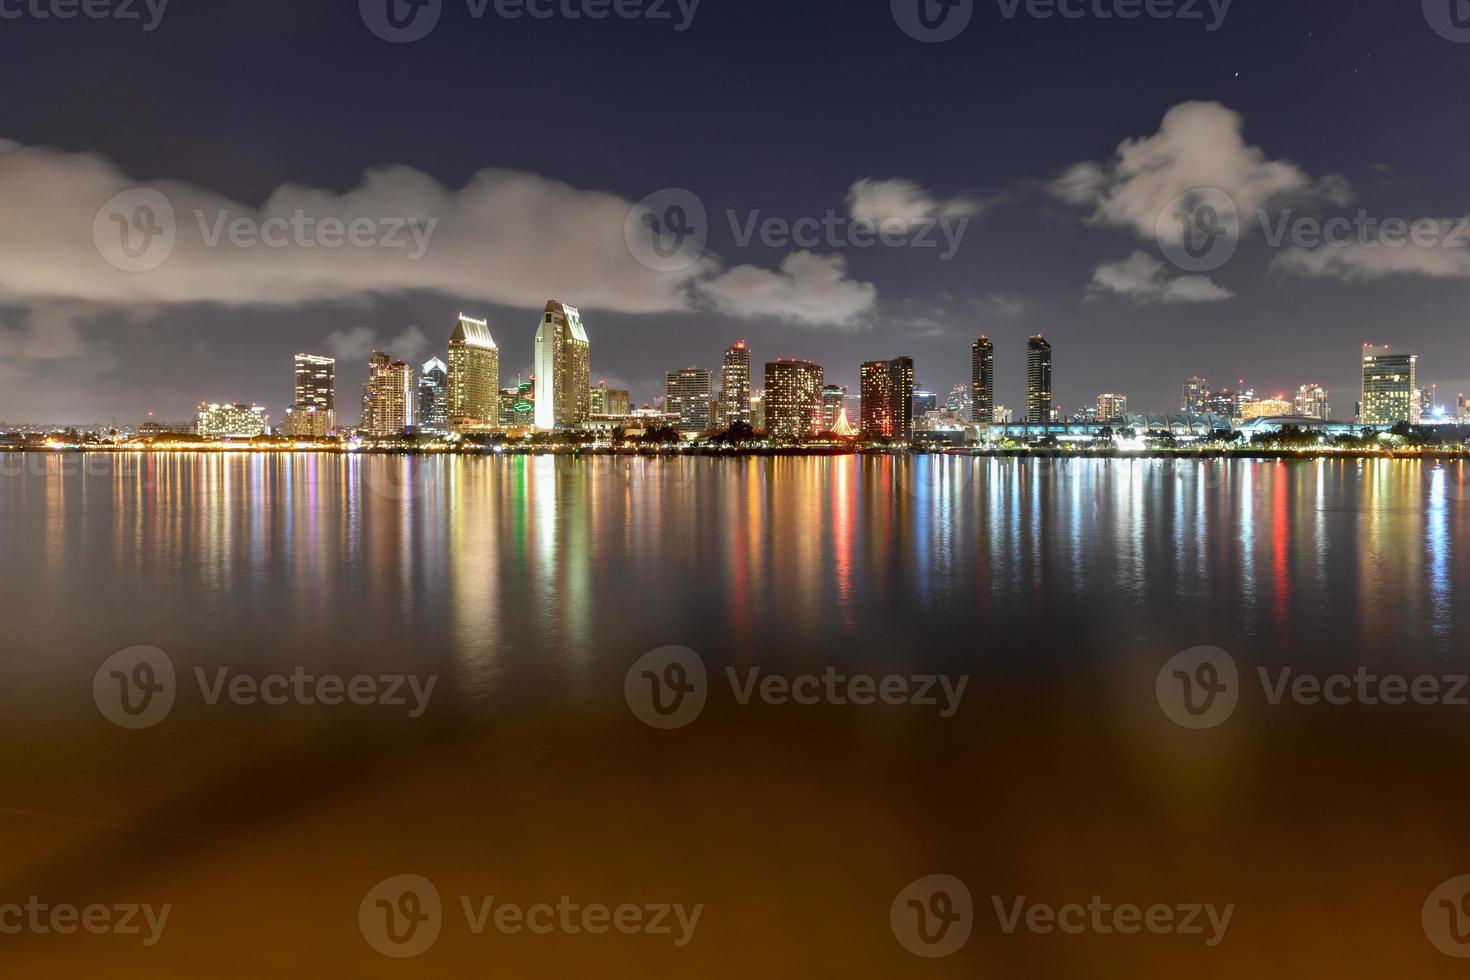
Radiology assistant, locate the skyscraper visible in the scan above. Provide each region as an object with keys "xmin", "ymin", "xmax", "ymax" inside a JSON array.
[
  {"xmin": 534, "ymin": 300, "xmax": 591, "ymax": 430},
  {"xmin": 1294, "ymin": 383, "xmax": 1331, "ymax": 421},
  {"xmin": 763, "ymin": 361, "xmax": 824, "ymax": 440},
  {"xmin": 719, "ymin": 342, "xmax": 752, "ymax": 427},
  {"xmin": 1026, "ymin": 335, "xmax": 1053, "ymax": 424},
  {"xmin": 446, "ymin": 314, "xmax": 500, "ymax": 432},
  {"xmin": 1097, "ymin": 393, "xmax": 1128, "ymax": 422},
  {"xmin": 665, "ymin": 367, "xmax": 714, "ymax": 433},
  {"xmin": 971, "ymin": 337, "xmax": 995, "ymax": 424},
  {"xmin": 861, "ymin": 357, "xmax": 916, "ymax": 441},
  {"xmin": 1361, "ymin": 345, "xmax": 1418, "ymax": 425},
  {"xmin": 1182, "ymin": 377, "xmax": 1210, "ymax": 415},
  {"xmin": 367, "ymin": 358, "xmax": 415, "ymax": 436},
  {"xmin": 820, "ymin": 385, "xmax": 848, "ymax": 431},
  {"xmin": 418, "ymin": 357, "xmax": 449, "ymax": 434},
  {"xmin": 361, "ymin": 349, "xmax": 391, "ymax": 433},
  {"xmin": 286, "ymin": 353, "xmax": 335, "ymax": 437}
]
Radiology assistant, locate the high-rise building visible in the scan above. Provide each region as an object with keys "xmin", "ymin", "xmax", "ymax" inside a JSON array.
[
  {"xmin": 367, "ymin": 359, "xmax": 415, "ymax": 436},
  {"xmin": 665, "ymin": 367, "xmax": 714, "ymax": 433},
  {"xmin": 1458, "ymin": 393, "xmax": 1470, "ymax": 423},
  {"xmin": 282, "ymin": 404, "xmax": 332, "ymax": 438},
  {"xmin": 820, "ymin": 385, "xmax": 848, "ymax": 431},
  {"xmin": 1294, "ymin": 383, "xmax": 1331, "ymax": 421},
  {"xmin": 1239, "ymin": 397, "xmax": 1293, "ymax": 420},
  {"xmin": 197, "ymin": 403, "xmax": 270, "ymax": 438},
  {"xmin": 361, "ymin": 349, "xmax": 392, "ymax": 433},
  {"xmin": 971, "ymin": 337, "xmax": 995, "ymax": 424},
  {"xmin": 1361, "ymin": 345, "xmax": 1418, "ymax": 425},
  {"xmin": 860, "ymin": 357, "xmax": 916, "ymax": 441},
  {"xmin": 500, "ymin": 381, "xmax": 536, "ymax": 428},
  {"xmin": 764, "ymin": 361, "xmax": 824, "ymax": 440},
  {"xmin": 945, "ymin": 384, "xmax": 971, "ymax": 421},
  {"xmin": 446, "ymin": 314, "xmax": 500, "ymax": 432},
  {"xmin": 1097, "ymin": 393, "xmax": 1128, "ymax": 422},
  {"xmin": 534, "ymin": 300, "xmax": 591, "ymax": 430},
  {"xmin": 913, "ymin": 390, "xmax": 939, "ymax": 417},
  {"xmin": 719, "ymin": 342, "xmax": 752, "ymax": 427},
  {"xmin": 1026, "ymin": 335, "xmax": 1053, "ymax": 424},
  {"xmin": 1182, "ymin": 377, "xmax": 1210, "ymax": 415},
  {"xmin": 293, "ymin": 353, "xmax": 335, "ymax": 423},
  {"xmin": 418, "ymin": 357, "xmax": 449, "ymax": 433},
  {"xmin": 751, "ymin": 391, "xmax": 766, "ymax": 432}
]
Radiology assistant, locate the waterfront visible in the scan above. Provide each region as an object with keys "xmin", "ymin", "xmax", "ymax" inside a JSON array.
[{"xmin": 2, "ymin": 455, "xmax": 1470, "ymax": 976}]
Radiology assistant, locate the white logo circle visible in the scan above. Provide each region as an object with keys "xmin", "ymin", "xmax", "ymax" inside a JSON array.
[
  {"xmin": 891, "ymin": 0, "xmax": 974, "ymax": 43},
  {"xmin": 1155, "ymin": 646, "xmax": 1239, "ymax": 730},
  {"xmin": 360, "ymin": 0, "xmax": 443, "ymax": 43},
  {"xmin": 93, "ymin": 188, "xmax": 176, "ymax": 273},
  {"xmin": 1424, "ymin": 875, "xmax": 1470, "ymax": 957},
  {"xmin": 1155, "ymin": 187, "xmax": 1240, "ymax": 273},
  {"xmin": 624, "ymin": 646, "xmax": 707, "ymax": 730},
  {"xmin": 362, "ymin": 458, "xmax": 438, "ymax": 502},
  {"xmin": 359, "ymin": 874, "xmax": 443, "ymax": 958},
  {"xmin": 93, "ymin": 646, "xmax": 176, "ymax": 730},
  {"xmin": 1424, "ymin": 0, "xmax": 1470, "ymax": 42},
  {"xmin": 624, "ymin": 188, "xmax": 708, "ymax": 274},
  {"xmin": 891, "ymin": 874, "xmax": 973, "ymax": 958}
]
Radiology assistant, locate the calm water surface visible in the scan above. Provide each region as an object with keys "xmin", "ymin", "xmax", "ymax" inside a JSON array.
[{"xmin": 2, "ymin": 454, "xmax": 1469, "ymax": 977}]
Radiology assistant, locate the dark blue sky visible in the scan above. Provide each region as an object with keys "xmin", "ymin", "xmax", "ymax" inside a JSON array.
[{"xmin": 2, "ymin": 0, "xmax": 1469, "ymax": 422}]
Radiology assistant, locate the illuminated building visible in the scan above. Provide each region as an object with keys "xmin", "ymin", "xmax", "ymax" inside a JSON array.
[
  {"xmin": 418, "ymin": 357, "xmax": 449, "ymax": 434},
  {"xmin": 534, "ymin": 300, "xmax": 591, "ymax": 430},
  {"xmin": 446, "ymin": 314, "xmax": 499, "ymax": 432},
  {"xmin": 763, "ymin": 361, "xmax": 824, "ymax": 440},
  {"xmin": 666, "ymin": 367, "xmax": 714, "ymax": 433},
  {"xmin": 1361, "ymin": 346, "xmax": 1418, "ymax": 424},
  {"xmin": 196, "ymin": 403, "xmax": 270, "ymax": 438},
  {"xmin": 861, "ymin": 357, "xmax": 915, "ymax": 441},
  {"xmin": 821, "ymin": 385, "xmax": 848, "ymax": 431},
  {"xmin": 361, "ymin": 350, "xmax": 391, "ymax": 432},
  {"xmin": 971, "ymin": 336, "xmax": 995, "ymax": 423},
  {"xmin": 290, "ymin": 353, "xmax": 336, "ymax": 433},
  {"xmin": 751, "ymin": 391, "xmax": 765, "ymax": 432},
  {"xmin": 914, "ymin": 390, "xmax": 939, "ymax": 417},
  {"xmin": 1026, "ymin": 335, "xmax": 1053, "ymax": 424},
  {"xmin": 282, "ymin": 404, "xmax": 332, "ymax": 438},
  {"xmin": 368, "ymin": 358, "xmax": 415, "ymax": 436},
  {"xmin": 1239, "ymin": 397, "xmax": 1292, "ymax": 420},
  {"xmin": 720, "ymin": 342, "xmax": 752, "ymax": 426},
  {"xmin": 1097, "ymin": 393, "xmax": 1128, "ymax": 422},
  {"xmin": 1294, "ymin": 383, "xmax": 1331, "ymax": 421},
  {"xmin": 946, "ymin": 383, "xmax": 971, "ymax": 420},
  {"xmin": 1459, "ymin": 393, "xmax": 1470, "ymax": 423},
  {"xmin": 499, "ymin": 381, "xmax": 536, "ymax": 428},
  {"xmin": 1181, "ymin": 377, "xmax": 1210, "ymax": 414}
]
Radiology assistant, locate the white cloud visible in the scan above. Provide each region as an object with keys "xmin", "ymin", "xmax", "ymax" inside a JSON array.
[
  {"xmin": 1089, "ymin": 251, "xmax": 1233, "ymax": 303},
  {"xmin": 699, "ymin": 251, "xmax": 877, "ymax": 327},
  {"xmin": 324, "ymin": 324, "xmax": 432, "ymax": 365},
  {"xmin": 1054, "ymin": 101, "xmax": 1349, "ymax": 246},
  {"xmin": 847, "ymin": 178, "xmax": 983, "ymax": 228},
  {"xmin": 1272, "ymin": 240, "xmax": 1470, "ymax": 281}
]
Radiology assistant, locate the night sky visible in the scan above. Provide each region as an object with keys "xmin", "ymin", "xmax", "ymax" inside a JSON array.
[{"xmin": 2, "ymin": 0, "xmax": 1468, "ymax": 423}]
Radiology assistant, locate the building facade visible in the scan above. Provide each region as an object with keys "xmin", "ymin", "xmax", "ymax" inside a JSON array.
[
  {"xmin": 368, "ymin": 358, "xmax": 415, "ymax": 436},
  {"xmin": 665, "ymin": 367, "xmax": 714, "ymax": 433},
  {"xmin": 1361, "ymin": 346, "xmax": 1418, "ymax": 425},
  {"xmin": 197, "ymin": 403, "xmax": 270, "ymax": 438},
  {"xmin": 763, "ymin": 361, "xmax": 824, "ymax": 440},
  {"xmin": 1294, "ymin": 383, "xmax": 1331, "ymax": 421},
  {"xmin": 292, "ymin": 353, "xmax": 336, "ymax": 433},
  {"xmin": 418, "ymin": 357, "xmax": 449, "ymax": 433},
  {"xmin": 446, "ymin": 314, "xmax": 500, "ymax": 432},
  {"xmin": 971, "ymin": 336, "xmax": 995, "ymax": 424},
  {"xmin": 860, "ymin": 357, "xmax": 916, "ymax": 441},
  {"xmin": 534, "ymin": 300, "xmax": 591, "ymax": 430},
  {"xmin": 821, "ymin": 385, "xmax": 848, "ymax": 431},
  {"xmin": 1026, "ymin": 335, "xmax": 1053, "ymax": 424},
  {"xmin": 1181, "ymin": 377, "xmax": 1210, "ymax": 415},
  {"xmin": 719, "ymin": 342, "xmax": 752, "ymax": 427},
  {"xmin": 1097, "ymin": 393, "xmax": 1128, "ymax": 422}
]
